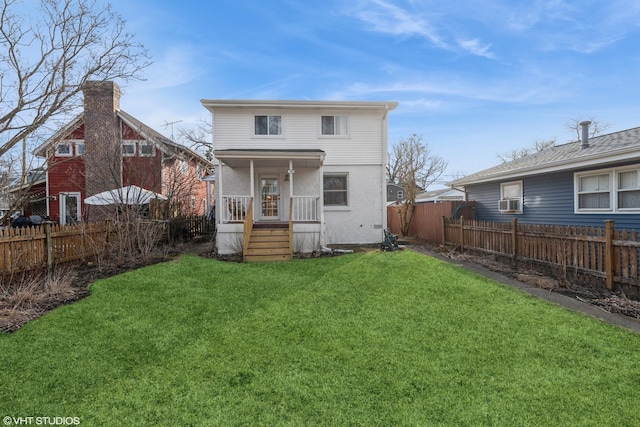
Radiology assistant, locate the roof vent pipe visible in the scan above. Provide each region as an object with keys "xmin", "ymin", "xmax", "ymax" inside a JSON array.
[{"xmin": 580, "ymin": 120, "xmax": 591, "ymax": 148}]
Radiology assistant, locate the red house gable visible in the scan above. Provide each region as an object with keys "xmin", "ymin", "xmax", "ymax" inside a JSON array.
[{"xmin": 33, "ymin": 81, "xmax": 213, "ymax": 224}]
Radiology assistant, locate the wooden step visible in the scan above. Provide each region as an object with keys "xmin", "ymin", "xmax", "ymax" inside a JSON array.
[{"xmin": 244, "ymin": 227, "xmax": 292, "ymax": 262}]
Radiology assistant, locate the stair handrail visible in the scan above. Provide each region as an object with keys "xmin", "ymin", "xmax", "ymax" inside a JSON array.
[
  {"xmin": 289, "ymin": 197, "xmax": 293, "ymax": 257},
  {"xmin": 242, "ymin": 197, "xmax": 254, "ymax": 258}
]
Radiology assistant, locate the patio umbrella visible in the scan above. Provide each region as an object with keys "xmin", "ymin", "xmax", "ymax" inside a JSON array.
[{"xmin": 84, "ymin": 185, "xmax": 167, "ymax": 205}]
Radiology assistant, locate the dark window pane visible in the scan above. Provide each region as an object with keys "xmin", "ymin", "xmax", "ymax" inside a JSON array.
[
  {"xmin": 255, "ymin": 116, "xmax": 268, "ymax": 134},
  {"xmin": 322, "ymin": 116, "xmax": 335, "ymax": 135}
]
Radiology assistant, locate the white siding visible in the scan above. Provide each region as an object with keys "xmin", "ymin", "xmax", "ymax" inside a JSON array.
[{"xmin": 213, "ymin": 108, "xmax": 385, "ymax": 165}]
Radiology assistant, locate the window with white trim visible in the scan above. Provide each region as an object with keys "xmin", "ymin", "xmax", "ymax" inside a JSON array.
[
  {"xmin": 56, "ymin": 142, "xmax": 72, "ymax": 157},
  {"xmin": 122, "ymin": 141, "xmax": 136, "ymax": 157},
  {"xmin": 179, "ymin": 160, "xmax": 188, "ymax": 175},
  {"xmin": 321, "ymin": 115, "xmax": 348, "ymax": 136},
  {"xmin": 576, "ymin": 166, "xmax": 640, "ymax": 213},
  {"xmin": 323, "ymin": 174, "xmax": 348, "ymax": 206},
  {"xmin": 577, "ymin": 173, "xmax": 610, "ymax": 210},
  {"xmin": 499, "ymin": 181, "xmax": 523, "ymax": 213},
  {"xmin": 75, "ymin": 142, "xmax": 85, "ymax": 156},
  {"xmin": 254, "ymin": 115, "xmax": 281, "ymax": 135},
  {"xmin": 617, "ymin": 169, "xmax": 640, "ymax": 209},
  {"xmin": 139, "ymin": 141, "xmax": 155, "ymax": 157}
]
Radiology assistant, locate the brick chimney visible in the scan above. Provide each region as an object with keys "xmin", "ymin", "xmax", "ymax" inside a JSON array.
[{"xmin": 83, "ymin": 81, "xmax": 122, "ymax": 196}]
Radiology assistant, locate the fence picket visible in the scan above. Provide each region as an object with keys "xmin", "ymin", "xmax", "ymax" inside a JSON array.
[{"xmin": 442, "ymin": 217, "xmax": 638, "ymax": 296}]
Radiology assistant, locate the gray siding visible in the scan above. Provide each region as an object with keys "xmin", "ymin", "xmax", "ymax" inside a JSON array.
[{"xmin": 467, "ymin": 167, "xmax": 640, "ymax": 230}]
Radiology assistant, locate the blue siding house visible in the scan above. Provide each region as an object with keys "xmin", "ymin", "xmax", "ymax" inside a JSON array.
[{"xmin": 449, "ymin": 122, "xmax": 640, "ymax": 230}]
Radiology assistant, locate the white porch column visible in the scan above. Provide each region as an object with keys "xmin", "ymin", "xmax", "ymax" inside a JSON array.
[
  {"xmin": 249, "ymin": 159, "xmax": 255, "ymax": 199},
  {"xmin": 319, "ymin": 162, "xmax": 325, "ymax": 246},
  {"xmin": 288, "ymin": 159, "xmax": 294, "ymax": 194},
  {"xmin": 217, "ymin": 160, "xmax": 223, "ymax": 225}
]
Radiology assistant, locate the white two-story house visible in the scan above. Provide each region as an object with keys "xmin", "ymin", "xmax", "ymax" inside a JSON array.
[{"xmin": 201, "ymin": 99, "xmax": 398, "ymax": 261}]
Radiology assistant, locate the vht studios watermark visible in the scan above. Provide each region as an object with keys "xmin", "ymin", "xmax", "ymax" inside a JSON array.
[{"xmin": 3, "ymin": 417, "xmax": 80, "ymax": 426}]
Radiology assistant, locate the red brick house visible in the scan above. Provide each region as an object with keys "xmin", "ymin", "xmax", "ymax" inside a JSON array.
[{"xmin": 31, "ymin": 81, "xmax": 213, "ymax": 224}]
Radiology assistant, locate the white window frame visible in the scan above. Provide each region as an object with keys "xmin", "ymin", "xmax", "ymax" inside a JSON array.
[
  {"xmin": 55, "ymin": 142, "xmax": 72, "ymax": 157},
  {"xmin": 75, "ymin": 141, "xmax": 85, "ymax": 156},
  {"xmin": 254, "ymin": 115, "xmax": 282, "ymax": 136},
  {"xmin": 59, "ymin": 192, "xmax": 81, "ymax": 225},
  {"xmin": 179, "ymin": 160, "xmax": 188, "ymax": 175},
  {"xmin": 320, "ymin": 115, "xmax": 349, "ymax": 136},
  {"xmin": 138, "ymin": 141, "xmax": 155, "ymax": 157},
  {"xmin": 575, "ymin": 165, "xmax": 640, "ymax": 214},
  {"xmin": 122, "ymin": 140, "xmax": 136, "ymax": 157},
  {"xmin": 499, "ymin": 180, "xmax": 523, "ymax": 214},
  {"xmin": 323, "ymin": 173, "xmax": 349, "ymax": 208}
]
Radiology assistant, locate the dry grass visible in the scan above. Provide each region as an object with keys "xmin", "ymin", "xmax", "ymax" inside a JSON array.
[{"xmin": 0, "ymin": 267, "xmax": 86, "ymax": 332}]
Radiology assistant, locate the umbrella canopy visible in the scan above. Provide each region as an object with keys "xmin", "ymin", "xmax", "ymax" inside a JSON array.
[{"xmin": 84, "ymin": 185, "xmax": 167, "ymax": 206}]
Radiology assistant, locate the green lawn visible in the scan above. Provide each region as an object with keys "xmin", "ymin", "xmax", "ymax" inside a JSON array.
[{"xmin": 1, "ymin": 250, "xmax": 640, "ymax": 426}]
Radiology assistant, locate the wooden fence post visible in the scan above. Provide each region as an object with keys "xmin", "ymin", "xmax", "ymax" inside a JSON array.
[
  {"xmin": 44, "ymin": 222, "xmax": 53, "ymax": 271},
  {"xmin": 459, "ymin": 216, "xmax": 464, "ymax": 253},
  {"xmin": 605, "ymin": 220, "xmax": 614, "ymax": 290},
  {"xmin": 511, "ymin": 217, "xmax": 518, "ymax": 261},
  {"xmin": 441, "ymin": 216, "xmax": 447, "ymax": 246}
]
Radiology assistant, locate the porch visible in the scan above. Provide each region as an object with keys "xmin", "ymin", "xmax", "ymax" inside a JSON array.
[
  {"xmin": 214, "ymin": 149, "xmax": 326, "ymax": 260},
  {"xmin": 218, "ymin": 195, "xmax": 322, "ymax": 261}
]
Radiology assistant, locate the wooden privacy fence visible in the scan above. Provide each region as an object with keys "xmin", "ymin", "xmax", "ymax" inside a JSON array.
[
  {"xmin": 0, "ymin": 215, "xmax": 214, "ymax": 275},
  {"xmin": 0, "ymin": 223, "xmax": 108, "ymax": 274},
  {"xmin": 443, "ymin": 217, "xmax": 640, "ymax": 299}
]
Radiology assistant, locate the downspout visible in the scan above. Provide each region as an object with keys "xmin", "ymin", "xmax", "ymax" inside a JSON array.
[{"xmin": 381, "ymin": 104, "xmax": 390, "ymax": 236}]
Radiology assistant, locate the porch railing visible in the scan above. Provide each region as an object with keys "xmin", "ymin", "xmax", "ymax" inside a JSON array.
[
  {"xmin": 291, "ymin": 196, "xmax": 320, "ymax": 222},
  {"xmin": 222, "ymin": 196, "xmax": 252, "ymax": 222},
  {"xmin": 221, "ymin": 195, "xmax": 320, "ymax": 223}
]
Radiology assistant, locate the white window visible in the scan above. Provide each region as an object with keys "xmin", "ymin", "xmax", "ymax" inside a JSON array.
[
  {"xmin": 577, "ymin": 173, "xmax": 610, "ymax": 210},
  {"xmin": 139, "ymin": 141, "xmax": 155, "ymax": 157},
  {"xmin": 254, "ymin": 115, "xmax": 281, "ymax": 135},
  {"xmin": 75, "ymin": 142, "xmax": 85, "ymax": 156},
  {"xmin": 499, "ymin": 181, "xmax": 523, "ymax": 214},
  {"xmin": 122, "ymin": 141, "xmax": 136, "ymax": 157},
  {"xmin": 617, "ymin": 169, "xmax": 640, "ymax": 210},
  {"xmin": 321, "ymin": 115, "xmax": 348, "ymax": 136},
  {"xmin": 179, "ymin": 160, "xmax": 188, "ymax": 175},
  {"xmin": 56, "ymin": 142, "xmax": 72, "ymax": 157},
  {"xmin": 398, "ymin": 190, "xmax": 404, "ymax": 200},
  {"xmin": 323, "ymin": 174, "xmax": 348, "ymax": 206},
  {"xmin": 576, "ymin": 166, "xmax": 640, "ymax": 213}
]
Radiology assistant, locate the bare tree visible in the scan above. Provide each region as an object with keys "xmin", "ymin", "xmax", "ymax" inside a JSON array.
[
  {"xmin": 566, "ymin": 116, "xmax": 611, "ymax": 141},
  {"xmin": 388, "ymin": 134, "xmax": 447, "ymax": 236},
  {"xmin": 497, "ymin": 139, "xmax": 556, "ymax": 163},
  {"xmin": 0, "ymin": 0, "xmax": 151, "ymax": 158},
  {"xmin": 177, "ymin": 119, "xmax": 214, "ymax": 161}
]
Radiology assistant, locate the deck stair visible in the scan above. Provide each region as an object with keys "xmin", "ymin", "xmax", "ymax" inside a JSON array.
[{"xmin": 244, "ymin": 223, "xmax": 292, "ymax": 262}]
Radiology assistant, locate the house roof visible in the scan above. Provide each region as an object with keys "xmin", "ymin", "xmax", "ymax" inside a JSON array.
[
  {"xmin": 213, "ymin": 149, "xmax": 325, "ymax": 168},
  {"xmin": 201, "ymin": 99, "xmax": 399, "ymax": 112},
  {"xmin": 450, "ymin": 126, "xmax": 640, "ymax": 186},
  {"xmin": 33, "ymin": 110, "xmax": 214, "ymax": 168},
  {"xmin": 416, "ymin": 187, "xmax": 464, "ymax": 203}
]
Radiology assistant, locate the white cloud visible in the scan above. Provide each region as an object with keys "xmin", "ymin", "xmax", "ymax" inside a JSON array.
[
  {"xmin": 457, "ymin": 38, "xmax": 495, "ymax": 59},
  {"xmin": 351, "ymin": 0, "xmax": 449, "ymax": 49}
]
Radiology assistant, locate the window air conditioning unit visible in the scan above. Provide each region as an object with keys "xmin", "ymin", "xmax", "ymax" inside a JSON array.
[{"xmin": 499, "ymin": 199, "xmax": 520, "ymax": 212}]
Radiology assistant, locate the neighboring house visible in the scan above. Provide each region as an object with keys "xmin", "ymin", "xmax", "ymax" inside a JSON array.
[
  {"xmin": 449, "ymin": 122, "xmax": 640, "ymax": 229},
  {"xmin": 416, "ymin": 187, "xmax": 464, "ymax": 204},
  {"xmin": 386, "ymin": 182, "xmax": 405, "ymax": 203},
  {"xmin": 201, "ymin": 99, "xmax": 398, "ymax": 258},
  {"xmin": 31, "ymin": 81, "xmax": 213, "ymax": 224}
]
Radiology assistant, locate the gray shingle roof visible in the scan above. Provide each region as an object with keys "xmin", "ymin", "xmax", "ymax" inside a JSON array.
[{"xmin": 450, "ymin": 126, "xmax": 640, "ymax": 186}]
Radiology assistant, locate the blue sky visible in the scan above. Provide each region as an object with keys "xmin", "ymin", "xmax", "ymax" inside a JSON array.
[{"xmin": 112, "ymin": 0, "xmax": 640, "ymax": 187}]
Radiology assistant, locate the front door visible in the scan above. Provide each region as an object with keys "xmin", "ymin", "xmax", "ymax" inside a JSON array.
[
  {"xmin": 60, "ymin": 192, "xmax": 81, "ymax": 225},
  {"xmin": 259, "ymin": 177, "xmax": 280, "ymax": 220}
]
